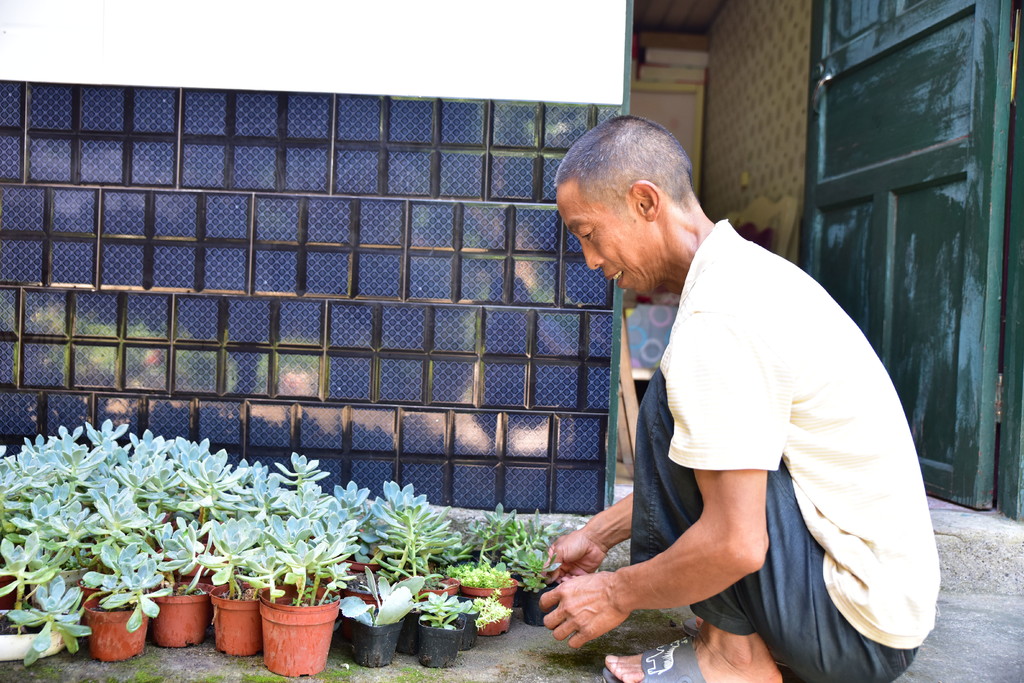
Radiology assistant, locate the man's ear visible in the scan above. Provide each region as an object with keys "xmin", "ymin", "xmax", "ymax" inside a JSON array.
[{"xmin": 628, "ymin": 181, "xmax": 661, "ymax": 222}]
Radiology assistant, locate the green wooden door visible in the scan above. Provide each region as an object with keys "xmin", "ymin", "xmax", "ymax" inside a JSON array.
[{"xmin": 803, "ymin": 0, "xmax": 1012, "ymax": 507}]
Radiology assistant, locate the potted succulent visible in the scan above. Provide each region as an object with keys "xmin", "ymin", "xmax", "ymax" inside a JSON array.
[
  {"xmin": 448, "ymin": 560, "xmax": 517, "ymax": 609},
  {"xmin": 340, "ymin": 569, "xmax": 425, "ymax": 667},
  {"xmin": 504, "ymin": 547, "xmax": 561, "ymax": 626},
  {"xmin": 334, "ymin": 481, "xmax": 384, "ymax": 572},
  {"xmin": 150, "ymin": 519, "xmax": 212, "ymax": 647},
  {"xmin": 416, "ymin": 592, "xmax": 473, "ymax": 668},
  {"xmin": 82, "ymin": 543, "xmax": 171, "ymax": 661},
  {"xmin": 0, "ymin": 576, "xmax": 90, "ymax": 666},
  {"xmin": 473, "ymin": 594, "xmax": 513, "ymax": 636},
  {"xmin": 258, "ymin": 509, "xmax": 360, "ymax": 677},
  {"xmin": 197, "ymin": 517, "xmax": 266, "ymax": 655}
]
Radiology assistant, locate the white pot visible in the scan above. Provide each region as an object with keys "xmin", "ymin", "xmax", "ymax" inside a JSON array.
[{"xmin": 0, "ymin": 612, "xmax": 66, "ymax": 662}]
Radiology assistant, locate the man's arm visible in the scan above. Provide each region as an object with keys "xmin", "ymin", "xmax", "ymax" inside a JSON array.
[
  {"xmin": 547, "ymin": 493, "xmax": 634, "ymax": 582},
  {"xmin": 542, "ymin": 469, "xmax": 769, "ymax": 648}
]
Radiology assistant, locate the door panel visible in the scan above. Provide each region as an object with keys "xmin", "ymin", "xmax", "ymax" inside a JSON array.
[{"xmin": 805, "ymin": 0, "xmax": 1011, "ymax": 507}]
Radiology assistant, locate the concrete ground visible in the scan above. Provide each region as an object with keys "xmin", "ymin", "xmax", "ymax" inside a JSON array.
[{"xmin": 3, "ymin": 484, "xmax": 1023, "ymax": 683}]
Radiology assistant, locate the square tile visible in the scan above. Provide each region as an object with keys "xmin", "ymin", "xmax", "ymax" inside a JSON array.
[
  {"xmin": 359, "ymin": 199, "xmax": 403, "ymax": 245},
  {"xmin": 586, "ymin": 366, "xmax": 611, "ymax": 410},
  {"xmin": 204, "ymin": 247, "xmax": 247, "ymax": 291},
  {"xmin": 175, "ymin": 296, "xmax": 220, "ymax": 340},
  {"xmin": 536, "ymin": 312, "xmax": 580, "ymax": 357},
  {"xmin": 460, "ymin": 256, "xmax": 505, "ymax": 302},
  {"xmin": 327, "ymin": 355, "xmax": 372, "ymax": 401},
  {"xmin": 533, "ymin": 363, "xmax": 580, "ymax": 409},
  {"xmin": 387, "ymin": 150, "xmax": 431, "ymax": 196},
  {"xmin": 485, "ymin": 308, "xmax": 528, "ymax": 355},
  {"xmin": 554, "ymin": 468, "xmax": 601, "ymax": 514},
  {"xmin": 514, "ymin": 207, "xmax": 559, "ymax": 251},
  {"xmin": 287, "ymin": 94, "xmax": 331, "ymax": 139},
  {"xmin": 81, "ymin": 86, "xmax": 125, "ymax": 132},
  {"xmin": 334, "ymin": 149, "xmax": 379, "ymax": 194},
  {"xmin": 29, "ymin": 137, "xmax": 72, "ymax": 182},
  {"xmin": 401, "ymin": 462, "xmax": 443, "ymax": 503},
  {"xmin": 131, "ymin": 141, "xmax": 175, "ymax": 185},
  {"xmin": 51, "ymin": 241, "xmax": 94, "ymax": 285},
  {"xmin": 184, "ymin": 91, "xmax": 228, "ymax": 135},
  {"xmin": 52, "ymin": 189, "xmax": 96, "ymax": 233},
  {"xmin": 226, "ymin": 350, "xmax": 269, "ymax": 394},
  {"xmin": 402, "ymin": 410, "xmax": 446, "ymax": 454},
  {"xmin": 23, "ymin": 343, "xmax": 66, "ymax": 386},
  {"xmin": 351, "ymin": 407, "xmax": 395, "ymax": 452},
  {"xmin": 306, "ymin": 250, "xmax": 350, "ymax": 296},
  {"xmin": 199, "ymin": 400, "xmax": 242, "ymax": 444},
  {"xmin": 74, "ymin": 344, "xmax": 117, "ymax": 387},
  {"xmin": 0, "ymin": 290, "xmax": 16, "ymax": 332},
  {"xmin": 254, "ymin": 250, "xmax": 297, "ymax": 293},
  {"xmin": 490, "ymin": 154, "xmax": 535, "ymax": 200},
  {"xmin": 378, "ymin": 357, "xmax": 423, "ymax": 402},
  {"xmin": 227, "ymin": 299, "xmax": 270, "ymax": 343},
  {"xmin": 441, "ymin": 100, "xmax": 485, "ymax": 145},
  {"xmin": 408, "ymin": 255, "xmax": 452, "ymax": 300},
  {"xmin": 233, "ymin": 145, "xmax": 277, "ymax": 190},
  {"xmin": 284, "ymin": 146, "xmax": 328, "ymax": 192},
  {"xmin": 248, "ymin": 403, "xmax": 291, "ymax": 448},
  {"xmin": 389, "ymin": 98, "xmax": 434, "ymax": 143},
  {"xmin": 557, "ymin": 416, "xmax": 603, "ymax": 461},
  {"xmin": 453, "ymin": 465, "xmax": 497, "ymax": 509},
  {"xmin": 125, "ymin": 347, "xmax": 167, "ymax": 390},
  {"xmin": 506, "ymin": 413, "xmax": 549, "ymax": 459},
  {"xmin": 493, "ymin": 102, "xmax": 538, "ymax": 147},
  {"xmin": 154, "ymin": 193, "xmax": 199, "ymax": 237},
  {"xmin": 126, "ymin": 294, "xmax": 169, "ymax": 338},
  {"xmin": 152, "ymin": 245, "xmax": 197, "ymax": 289},
  {"xmin": 256, "ymin": 197, "xmax": 300, "ymax": 241},
  {"xmin": 24, "ymin": 291, "xmax": 67, "ymax": 335},
  {"xmin": 0, "ymin": 392, "xmax": 37, "ymax": 436},
  {"xmin": 0, "ymin": 136, "xmax": 22, "ymax": 180},
  {"xmin": 431, "ymin": 359, "xmax": 475, "ymax": 404},
  {"xmin": 235, "ymin": 92, "xmax": 279, "ymax": 137},
  {"xmin": 357, "ymin": 252, "xmax": 402, "ymax": 298},
  {"xmin": 504, "ymin": 466, "xmax": 549, "ymax": 512},
  {"xmin": 102, "ymin": 191, "xmax": 146, "ymax": 235},
  {"xmin": 453, "ymin": 412, "xmax": 497, "ymax": 457},
  {"xmin": 432, "ymin": 307, "xmax": 477, "ymax": 352},
  {"xmin": 350, "ymin": 460, "xmax": 395, "ymax": 497},
  {"xmin": 307, "ymin": 197, "xmax": 353, "ymax": 243},
  {"xmin": 96, "ymin": 396, "xmax": 139, "ymax": 434},
  {"xmin": 300, "ymin": 405, "xmax": 344, "ymax": 449},
  {"xmin": 75, "ymin": 292, "xmax": 118, "ymax": 336},
  {"xmin": 277, "ymin": 353, "xmax": 319, "ymax": 397},
  {"xmin": 0, "ymin": 239, "xmax": 42, "ymax": 282},
  {"xmin": 483, "ymin": 362, "xmax": 525, "ymax": 407},
  {"xmin": 336, "ymin": 96, "xmax": 381, "ymax": 141},
  {"xmin": 205, "ymin": 194, "xmax": 250, "ymax": 239},
  {"xmin": 544, "ymin": 104, "xmax": 590, "ymax": 148},
  {"xmin": 279, "ymin": 300, "xmax": 322, "ymax": 345},
  {"xmin": 175, "ymin": 349, "xmax": 219, "ymax": 393},
  {"xmin": 148, "ymin": 399, "xmax": 191, "ymax": 438},
  {"xmin": 329, "ymin": 303, "xmax": 374, "ymax": 347},
  {"xmin": 1, "ymin": 186, "xmax": 44, "ymax": 232},
  {"xmin": 512, "ymin": 258, "xmax": 556, "ymax": 304},
  {"xmin": 0, "ymin": 83, "xmax": 23, "ymax": 128},
  {"xmin": 48, "ymin": 393, "xmax": 90, "ymax": 433},
  {"xmin": 80, "ymin": 139, "xmax": 124, "ymax": 184},
  {"xmin": 587, "ymin": 312, "xmax": 613, "ymax": 359},
  {"xmin": 380, "ymin": 306, "xmax": 425, "ymax": 350},
  {"xmin": 30, "ymin": 85, "xmax": 73, "ymax": 130},
  {"xmin": 565, "ymin": 260, "xmax": 609, "ymax": 306},
  {"xmin": 439, "ymin": 152, "xmax": 483, "ymax": 198},
  {"xmin": 182, "ymin": 143, "xmax": 227, "ymax": 188},
  {"xmin": 133, "ymin": 88, "xmax": 177, "ymax": 134}
]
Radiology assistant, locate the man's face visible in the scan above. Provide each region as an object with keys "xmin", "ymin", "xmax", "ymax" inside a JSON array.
[{"xmin": 556, "ymin": 179, "xmax": 661, "ymax": 293}]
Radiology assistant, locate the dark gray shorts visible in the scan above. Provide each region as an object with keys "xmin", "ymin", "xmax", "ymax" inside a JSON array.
[{"xmin": 629, "ymin": 370, "xmax": 918, "ymax": 683}]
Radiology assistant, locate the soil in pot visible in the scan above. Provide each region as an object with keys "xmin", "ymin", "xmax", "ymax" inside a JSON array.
[
  {"xmin": 349, "ymin": 619, "xmax": 403, "ymax": 667},
  {"xmin": 259, "ymin": 592, "xmax": 340, "ymax": 677},
  {"xmin": 477, "ymin": 614, "xmax": 512, "ymax": 636},
  {"xmin": 417, "ymin": 621, "xmax": 461, "ymax": 668},
  {"xmin": 521, "ymin": 584, "xmax": 556, "ymax": 626},
  {"xmin": 209, "ymin": 584, "xmax": 261, "ymax": 656},
  {"xmin": 84, "ymin": 606, "xmax": 148, "ymax": 662},
  {"xmin": 151, "ymin": 584, "xmax": 212, "ymax": 647},
  {"xmin": 460, "ymin": 582, "xmax": 517, "ymax": 609}
]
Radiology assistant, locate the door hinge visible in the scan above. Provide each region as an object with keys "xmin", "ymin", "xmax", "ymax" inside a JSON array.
[{"xmin": 996, "ymin": 373, "xmax": 1004, "ymax": 424}]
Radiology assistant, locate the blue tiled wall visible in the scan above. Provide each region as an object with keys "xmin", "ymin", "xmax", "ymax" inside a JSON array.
[{"xmin": 0, "ymin": 82, "xmax": 620, "ymax": 513}]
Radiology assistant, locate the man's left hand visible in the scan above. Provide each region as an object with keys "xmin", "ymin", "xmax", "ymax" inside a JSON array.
[{"xmin": 541, "ymin": 571, "xmax": 629, "ymax": 648}]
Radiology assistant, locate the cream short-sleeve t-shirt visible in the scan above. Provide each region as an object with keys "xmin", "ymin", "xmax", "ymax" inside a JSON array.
[{"xmin": 660, "ymin": 221, "xmax": 939, "ymax": 649}]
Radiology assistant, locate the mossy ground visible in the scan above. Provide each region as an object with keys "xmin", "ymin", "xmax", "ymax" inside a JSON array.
[{"xmin": 0, "ymin": 607, "xmax": 695, "ymax": 683}]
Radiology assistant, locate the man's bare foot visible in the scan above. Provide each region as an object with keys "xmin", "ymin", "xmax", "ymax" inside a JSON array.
[{"xmin": 603, "ymin": 623, "xmax": 782, "ymax": 682}]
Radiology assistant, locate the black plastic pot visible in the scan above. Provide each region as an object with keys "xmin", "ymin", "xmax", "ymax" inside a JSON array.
[
  {"xmin": 521, "ymin": 585, "xmax": 556, "ymax": 626},
  {"xmin": 511, "ymin": 573, "xmax": 524, "ymax": 608},
  {"xmin": 417, "ymin": 622, "xmax": 461, "ymax": 668},
  {"xmin": 457, "ymin": 612, "xmax": 477, "ymax": 651},
  {"xmin": 350, "ymin": 620, "xmax": 404, "ymax": 668},
  {"xmin": 396, "ymin": 610, "xmax": 420, "ymax": 654}
]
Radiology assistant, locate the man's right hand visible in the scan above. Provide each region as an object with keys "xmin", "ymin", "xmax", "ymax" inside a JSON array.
[{"xmin": 547, "ymin": 528, "xmax": 609, "ymax": 582}]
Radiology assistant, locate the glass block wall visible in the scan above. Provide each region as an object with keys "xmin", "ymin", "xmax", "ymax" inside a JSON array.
[{"xmin": 0, "ymin": 82, "xmax": 620, "ymax": 514}]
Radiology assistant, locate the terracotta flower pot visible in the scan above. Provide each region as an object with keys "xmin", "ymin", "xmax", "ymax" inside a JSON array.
[
  {"xmin": 259, "ymin": 591, "xmax": 340, "ymax": 677},
  {"xmin": 210, "ymin": 584, "xmax": 262, "ymax": 656},
  {"xmin": 421, "ymin": 577, "xmax": 460, "ymax": 598},
  {"xmin": 151, "ymin": 584, "xmax": 212, "ymax": 647},
  {"xmin": 0, "ymin": 577, "xmax": 17, "ymax": 611},
  {"xmin": 85, "ymin": 606, "xmax": 148, "ymax": 662},
  {"xmin": 459, "ymin": 582, "xmax": 517, "ymax": 609},
  {"xmin": 78, "ymin": 581, "xmax": 102, "ymax": 609},
  {"xmin": 347, "ymin": 561, "xmax": 381, "ymax": 574},
  {"xmin": 476, "ymin": 614, "xmax": 511, "ymax": 636}
]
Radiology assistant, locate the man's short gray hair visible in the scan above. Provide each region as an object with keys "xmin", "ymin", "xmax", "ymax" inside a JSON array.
[{"xmin": 555, "ymin": 115, "xmax": 696, "ymax": 208}]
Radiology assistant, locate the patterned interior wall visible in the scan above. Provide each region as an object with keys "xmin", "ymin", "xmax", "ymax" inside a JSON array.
[
  {"xmin": 701, "ymin": 0, "xmax": 812, "ymax": 261},
  {"xmin": 0, "ymin": 82, "xmax": 621, "ymax": 514}
]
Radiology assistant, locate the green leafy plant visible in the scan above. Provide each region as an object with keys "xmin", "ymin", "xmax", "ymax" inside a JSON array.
[
  {"xmin": 197, "ymin": 518, "xmax": 264, "ymax": 600},
  {"xmin": 3, "ymin": 576, "xmax": 91, "ymax": 666},
  {"xmin": 0, "ymin": 533, "xmax": 62, "ymax": 611},
  {"xmin": 417, "ymin": 591, "xmax": 473, "ymax": 630},
  {"xmin": 472, "ymin": 594, "xmax": 512, "ymax": 628},
  {"xmin": 339, "ymin": 568, "xmax": 425, "ymax": 626},
  {"xmin": 154, "ymin": 518, "xmax": 208, "ymax": 593},
  {"xmin": 502, "ymin": 547, "xmax": 561, "ymax": 592},
  {"xmin": 374, "ymin": 482, "xmax": 461, "ymax": 582},
  {"xmin": 447, "ymin": 561, "xmax": 514, "ymax": 590},
  {"xmin": 262, "ymin": 509, "xmax": 360, "ymax": 606},
  {"xmin": 82, "ymin": 543, "xmax": 171, "ymax": 633}
]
